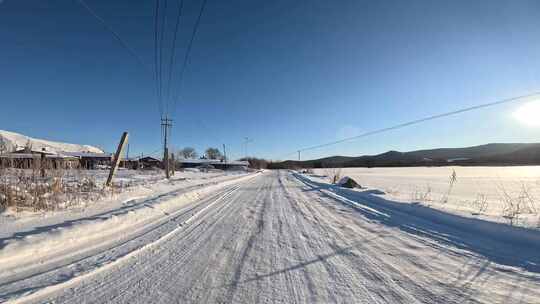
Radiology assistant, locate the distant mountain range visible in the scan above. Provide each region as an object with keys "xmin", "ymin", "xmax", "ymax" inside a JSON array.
[{"xmin": 272, "ymin": 143, "xmax": 540, "ymax": 168}]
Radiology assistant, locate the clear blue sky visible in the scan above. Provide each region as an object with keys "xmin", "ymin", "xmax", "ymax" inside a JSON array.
[{"xmin": 1, "ymin": 0, "xmax": 540, "ymax": 160}]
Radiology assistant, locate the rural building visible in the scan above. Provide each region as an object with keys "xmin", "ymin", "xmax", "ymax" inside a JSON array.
[
  {"xmin": 63, "ymin": 152, "xmax": 113, "ymax": 169},
  {"xmin": 177, "ymin": 159, "xmax": 249, "ymax": 171},
  {"xmin": 138, "ymin": 156, "xmax": 162, "ymax": 169},
  {"xmin": 0, "ymin": 149, "xmax": 79, "ymax": 169}
]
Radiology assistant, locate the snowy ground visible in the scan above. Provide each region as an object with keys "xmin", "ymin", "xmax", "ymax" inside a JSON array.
[
  {"xmin": 1, "ymin": 170, "xmax": 539, "ymax": 303},
  {"xmin": 313, "ymin": 166, "xmax": 540, "ymax": 229}
]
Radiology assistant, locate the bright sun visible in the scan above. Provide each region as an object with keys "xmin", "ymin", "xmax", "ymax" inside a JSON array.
[{"xmin": 513, "ymin": 101, "xmax": 540, "ymax": 126}]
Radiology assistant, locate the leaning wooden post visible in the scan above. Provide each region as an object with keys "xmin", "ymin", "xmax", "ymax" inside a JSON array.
[{"xmin": 106, "ymin": 132, "xmax": 129, "ymax": 187}]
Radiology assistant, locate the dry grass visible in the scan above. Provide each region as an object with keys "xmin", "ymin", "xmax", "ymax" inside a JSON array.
[
  {"xmin": 0, "ymin": 160, "xmax": 108, "ymax": 212},
  {"xmin": 411, "ymin": 185, "xmax": 433, "ymax": 204}
]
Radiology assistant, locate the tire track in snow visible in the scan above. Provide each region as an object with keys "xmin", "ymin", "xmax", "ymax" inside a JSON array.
[
  {"xmin": 287, "ymin": 172, "xmax": 540, "ymax": 303},
  {"xmin": 3, "ymin": 182, "xmax": 245, "ymax": 304}
]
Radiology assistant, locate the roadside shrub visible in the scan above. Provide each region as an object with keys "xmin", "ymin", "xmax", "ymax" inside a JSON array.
[
  {"xmin": 471, "ymin": 193, "xmax": 489, "ymax": 215},
  {"xmin": 498, "ymin": 182, "xmax": 538, "ymax": 226},
  {"xmin": 411, "ymin": 185, "xmax": 432, "ymax": 204},
  {"xmin": 325, "ymin": 168, "xmax": 342, "ymax": 184}
]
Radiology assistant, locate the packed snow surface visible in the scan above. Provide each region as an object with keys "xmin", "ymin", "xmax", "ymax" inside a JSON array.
[
  {"xmin": 0, "ymin": 129, "xmax": 103, "ymax": 153},
  {"xmin": 1, "ymin": 170, "xmax": 539, "ymax": 303}
]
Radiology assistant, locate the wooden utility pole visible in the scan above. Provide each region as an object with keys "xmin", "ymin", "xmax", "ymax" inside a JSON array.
[
  {"xmin": 298, "ymin": 150, "xmax": 301, "ymax": 161},
  {"xmin": 106, "ymin": 132, "xmax": 129, "ymax": 187},
  {"xmin": 164, "ymin": 147, "xmax": 169, "ymax": 178},
  {"xmin": 161, "ymin": 117, "xmax": 173, "ymax": 179},
  {"xmin": 223, "ymin": 144, "xmax": 227, "ymax": 163},
  {"xmin": 170, "ymin": 152, "xmax": 175, "ymax": 176}
]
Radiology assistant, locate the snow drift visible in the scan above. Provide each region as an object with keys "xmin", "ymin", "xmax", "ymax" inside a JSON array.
[{"xmin": 0, "ymin": 130, "xmax": 103, "ymax": 153}]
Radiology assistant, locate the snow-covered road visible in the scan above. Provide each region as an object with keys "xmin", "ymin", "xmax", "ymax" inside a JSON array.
[{"xmin": 2, "ymin": 170, "xmax": 540, "ymax": 303}]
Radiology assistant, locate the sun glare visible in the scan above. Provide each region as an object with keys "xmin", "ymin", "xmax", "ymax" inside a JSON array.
[{"xmin": 513, "ymin": 101, "xmax": 540, "ymax": 126}]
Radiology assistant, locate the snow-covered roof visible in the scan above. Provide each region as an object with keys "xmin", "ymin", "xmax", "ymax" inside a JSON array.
[
  {"xmin": 0, "ymin": 130, "xmax": 104, "ymax": 154},
  {"xmin": 63, "ymin": 152, "xmax": 112, "ymax": 158},
  {"xmin": 0, "ymin": 153, "xmax": 78, "ymax": 159},
  {"xmin": 14, "ymin": 147, "xmax": 58, "ymax": 155}
]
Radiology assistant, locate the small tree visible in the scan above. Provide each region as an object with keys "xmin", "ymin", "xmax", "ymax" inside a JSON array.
[
  {"xmin": 205, "ymin": 147, "xmax": 222, "ymax": 160},
  {"xmin": 178, "ymin": 147, "xmax": 198, "ymax": 159}
]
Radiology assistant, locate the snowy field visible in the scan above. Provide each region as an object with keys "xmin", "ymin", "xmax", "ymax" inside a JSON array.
[{"xmin": 312, "ymin": 166, "xmax": 540, "ymax": 229}]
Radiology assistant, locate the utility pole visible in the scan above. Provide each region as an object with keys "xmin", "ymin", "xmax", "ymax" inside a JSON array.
[
  {"xmin": 161, "ymin": 116, "xmax": 173, "ymax": 179},
  {"xmin": 298, "ymin": 150, "xmax": 301, "ymax": 161},
  {"xmin": 223, "ymin": 144, "xmax": 227, "ymax": 163},
  {"xmin": 170, "ymin": 152, "xmax": 175, "ymax": 176}
]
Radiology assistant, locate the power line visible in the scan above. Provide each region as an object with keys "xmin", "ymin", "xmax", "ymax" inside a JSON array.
[
  {"xmin": 158, "ymin": 0, "xmax": 169, "ymax": 116},
  {"xmin": 276, "ymin": 91, "xmax": 540, "ymax": 160},
  {"xmin": 76, "ymin": 0, "xmax": 151, "ymax": 74},
  {"xmin": 154, "ymin": 0, "xmax": 163, "ymax": 117},
  {"xmin": 77, "ymin": 0, "xmax": 163, "ymax": 118},
  {"xmin": 171, "ymin": 0, "xmax": 208, "ymax": 118},
  {"xmin": 165, "ymin": 0, "xmax": 185, "ymax": 112}
]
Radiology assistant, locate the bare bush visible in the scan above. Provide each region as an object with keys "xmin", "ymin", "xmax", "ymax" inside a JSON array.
[
  {"xmin": 325, "ymin": 168, "xmax": 342, "ymax": 184},
  {"xmin": 497, "ymin": 182, "xmax": 538, "ymax": 226},
  {"xmin": 471, "ymin": 193, "xmax": 489, "ymax": 214},
  {"xmin": 411, "ymin": 185, "xmax": 432, "ymax": 204}
]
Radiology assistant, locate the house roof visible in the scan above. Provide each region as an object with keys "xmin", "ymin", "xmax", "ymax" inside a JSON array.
[
  {"xmin": 63, "ymin": 152, "xmax": 112, "ymax": 158},
  {"xmin": 14, "ymin": 148, "xmax": 58, "ymax": 155},
  {"xmin": 0, "ymin": 153, "xmax": 78, "ymax": 160}
]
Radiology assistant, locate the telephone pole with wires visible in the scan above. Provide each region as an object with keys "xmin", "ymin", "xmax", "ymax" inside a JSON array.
[{"xmin": 161, "ymin": 116, "xmax": 173, "ymax": 178}]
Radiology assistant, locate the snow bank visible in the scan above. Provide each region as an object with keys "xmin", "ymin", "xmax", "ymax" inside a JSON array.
[
  {"xmin": 296, "ymin": 172, "xmax": 540, "ymax": 252},
  {"xmin": 337, "ymin": 176, "xmax": 361, "ymax": 188}
]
